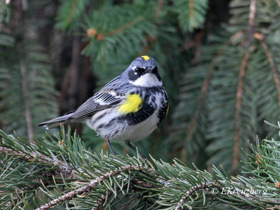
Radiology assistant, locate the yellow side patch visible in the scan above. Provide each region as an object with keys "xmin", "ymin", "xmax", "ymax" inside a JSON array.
[
  {"xmin": 166, "ymin": 104, "xmax": 169, "ymax": 116},
  {"xmin": 141, "ymin": 55, "xmax": 150, "ymax": 61},
  {"xmin": 118, "ymin": 94, "xmax": 143, "ymax": 113}
]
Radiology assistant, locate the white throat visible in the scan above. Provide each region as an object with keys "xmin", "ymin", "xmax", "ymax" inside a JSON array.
[{"xmin": 130, "ymin": 73, "xmax": 162, "ymax": 87}]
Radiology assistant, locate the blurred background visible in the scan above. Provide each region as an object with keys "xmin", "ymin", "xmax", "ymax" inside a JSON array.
[{"xmin": 0, "ymin": 0, "xmax": 279, "ymax": 174}]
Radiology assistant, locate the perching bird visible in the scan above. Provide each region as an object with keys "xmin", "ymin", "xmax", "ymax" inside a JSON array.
[{"xmin": 38, "ymin": 56, "xmax": 168, "ymax": 157}]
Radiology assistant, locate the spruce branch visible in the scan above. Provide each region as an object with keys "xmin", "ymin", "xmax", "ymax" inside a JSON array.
[
  {"xmin": 1, "ymin": 126, "xmax": 280, "ymax": 209},
  {"xmin": 175, "ymin": 181, "xmax": 220, "ymax": 210},
  {"xmin": 232, "ymin": 0, "xmax": 256, "ymax": 174},
  {"xmin": 35, "ymin": 165, "xmax": 151, "ymax": 210},
  {"xmin": 174, "ymin": 0, "xmax": 208, "ymax": 32},
  {"xmin": 181, "ymin": 30, "xmax": 243, "ymax": 161},
  {"xmin": 64, "ymin": 0, "xmax": 78, "ymax": 24},
  {"xmin": 56, "ymin": 0, "xmax": 88, "ymax": 30},
  {"xmin": 172, "ymin": 0, "xmax": 280, "ymax": 173},
  {"xmin": 0, "ymin": 133, "xmax": 75, "ymax": 179}
]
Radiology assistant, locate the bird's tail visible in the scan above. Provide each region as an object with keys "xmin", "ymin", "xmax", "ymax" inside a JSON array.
[{"xmin": 37, "ymin": 113, "xmax": 72, "ymax": 129}]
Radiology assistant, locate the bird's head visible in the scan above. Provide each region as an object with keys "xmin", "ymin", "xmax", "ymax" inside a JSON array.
[{"xmin": 123, "ymin": 56, "xmax": 162, "ymax": 87}]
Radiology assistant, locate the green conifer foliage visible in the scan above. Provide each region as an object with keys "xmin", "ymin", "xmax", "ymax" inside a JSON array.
[
  {"xmin": 0, "ymin": 0, "xmax": 58, "ymax": 140},
  {"xmin": 1, "ymin": 125, "xmax": 280, "ymax": 209},
  {"xmin": 171, "ymin": 0, "xmax": 280, "ymax": 173},
  {"xmin": 1, "ymin": 0, "xmax": 280, "ymax": 208}
]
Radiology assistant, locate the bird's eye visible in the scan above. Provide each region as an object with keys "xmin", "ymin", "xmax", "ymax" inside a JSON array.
[
  {"xmin": 134, "ymin": 67, "xmax": 144, "ymax": 75},
  {"xmin": 134, "ymin": 69, "xmax": 138, "ymax": 75}
]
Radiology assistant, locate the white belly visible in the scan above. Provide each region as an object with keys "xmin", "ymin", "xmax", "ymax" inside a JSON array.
[{"xmin": 112, "ymin": 111, "xmax": 159, "ymax": 142}]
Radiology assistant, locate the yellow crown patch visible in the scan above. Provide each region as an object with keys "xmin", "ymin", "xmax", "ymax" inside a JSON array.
[{"xmin": 141, "ymin": 55, "xmax": 150, "ymax": 61}]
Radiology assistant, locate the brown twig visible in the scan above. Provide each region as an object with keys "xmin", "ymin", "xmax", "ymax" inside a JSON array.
[
  {"xmin": 232, "ymin": 52, "xmax": 250, "ymax": 174},
  {"xmin": 254, "ymin": 32, "xmax": 280, "ymax": 108},
  {"xmin": 232, "ymin": 0, "xmax": 256, "ymax": 174},
  {"xmin": 65, "ymin": 0, "xmax": 79, "ymax": 25},
  {"xmin": 35, "ymin": 165, "xmax": 150, "ymax": 210},
  {"xmin": 267, "ymin": 205, "xmax": 280, "ymax": 210},
  {"xmin": 19, "ymin": 55, "xmax": 34, "ymax": 143},
  {"xmin": 248, "ymin": 0, "xmax": 256, "ymax": 34},
  {"xmin": 11, "ymin": 1, "xmax": 31, "ymax": 142},
  {"xmin": 175, "ymin": 182, "xmax": 220, "ymax": 210},
  {"xmin": 274, "ymin": 0, "xmax": 280, "ymax": 7},
  {"xmin": 155, "ymin": 0, "xmax": 164, "ymax": 17},
  {"xmin": 133, "ymin": 178, "xmax": 158, "ymax": 188},
  {"xmin": 189, "ymin": 0, "xmax": 194, "ymax": 21}
]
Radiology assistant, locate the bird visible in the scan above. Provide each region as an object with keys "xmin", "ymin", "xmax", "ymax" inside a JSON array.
[{"xmin": 38, "ymin": 56, "xmax": 168, "ymax": 158}]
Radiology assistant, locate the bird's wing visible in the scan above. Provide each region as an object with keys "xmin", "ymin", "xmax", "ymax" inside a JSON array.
[
  {"xmin": 69, "ymin": 90, "xmax": 125, "ymax": 120},
  {"xmin": 69, "ymin": 77, "xmax": 126, "ymax": 120}
]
